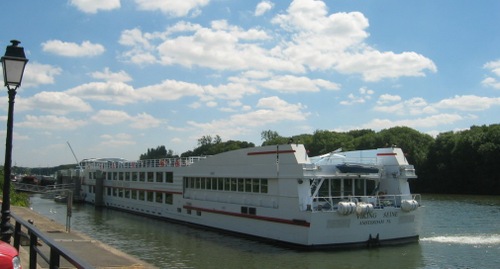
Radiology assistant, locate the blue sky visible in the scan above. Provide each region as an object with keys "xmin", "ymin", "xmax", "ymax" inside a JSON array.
[{"xmin": 1, "ymin": 0, "xmax": 500, "ymax": 167}]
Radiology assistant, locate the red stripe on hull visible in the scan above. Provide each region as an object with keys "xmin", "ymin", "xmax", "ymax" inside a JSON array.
[
  {"xmin": 183, "ymin": 205, "xmax": 310, "ymax": 227},
  {"xmin": 247, "ymin": 150, "xmax": 296, "ymax": 156},
  {"xmin": 377, "ymin": 153, "xmax": 397, "ymax": 156}
]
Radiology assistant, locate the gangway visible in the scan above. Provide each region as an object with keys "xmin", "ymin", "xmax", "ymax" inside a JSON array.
[{"xmin": 13, "ymin": 183, "xmax": 75, "ymax": 194}]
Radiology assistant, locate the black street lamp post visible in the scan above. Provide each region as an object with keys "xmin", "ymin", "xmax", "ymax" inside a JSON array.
[{"xmin": 1, "ymin": 40, "xmax": 28, "ymax": 243}]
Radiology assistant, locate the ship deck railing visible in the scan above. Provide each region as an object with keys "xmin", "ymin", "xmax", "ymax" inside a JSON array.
[
  {"xmin": 311, "ymin": 193, "xmax": 421, "ymax": 212},
  {"xmin": 81, "ymin": 156, "xmax": 207, "ymax": 170}
]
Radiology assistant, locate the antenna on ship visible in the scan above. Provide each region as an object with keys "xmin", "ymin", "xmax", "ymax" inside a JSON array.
[{"xmin": 67, "ymin": 141, "xmax": 81, "ymax": 169}]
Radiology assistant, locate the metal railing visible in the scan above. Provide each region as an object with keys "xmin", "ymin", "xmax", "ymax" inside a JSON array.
[
  {"xmin": 311, "ymin": 193, "xmax": 422, "ymax": 212},
  {"xmin": 81, "ymin": 156, "xmax": 207, "ymax": 170},
  {"xmin": 13, "ymin": 183, "xmax": 75, "ymax": 194},
  {"xmin": 11, "ymin": 212, "xmax": 94, "ymax": 269}
]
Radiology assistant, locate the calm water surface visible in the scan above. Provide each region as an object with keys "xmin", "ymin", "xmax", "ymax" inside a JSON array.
[{"xmin": 29, "ymin": 194, "xmax": 500, "ymax": 269}]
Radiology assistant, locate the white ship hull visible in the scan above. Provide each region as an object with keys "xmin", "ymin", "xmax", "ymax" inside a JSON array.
[{"xmin": 78, "ymin": 144, "xmax": 423, "ymax": 248}]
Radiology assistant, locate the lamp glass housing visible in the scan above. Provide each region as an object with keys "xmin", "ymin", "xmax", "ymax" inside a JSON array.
[{"xmin": 1, "ymin": 56, "xmax": 28, "ymax": 88}]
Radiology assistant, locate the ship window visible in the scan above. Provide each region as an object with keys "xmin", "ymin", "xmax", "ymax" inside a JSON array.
[
  {"xmin": 148, "ymin": 172, "xmax": 154, "ymax": 182},
  {"xmin": 217, "ymin": 177, "xmax": 224, "ymax": 191},
  {"xmin": 156, "ymin": 192, "xmax": 163, "ymax": 203},
  {"xmin": 131, "ymin": 190, "xmax": 137, "ymax": 199},
  {"xmin": 166, "ymin": 172, "xmax": 173, "ymax": 183},
  {"xmin": 112, "ymin": 188, "xmax": 117, "ymax": 197},
  {"xmin": 187, "ymin": 209, "xmax": 192, "ymax": 215},
  {"xmin": 165, "ymin": 193, "xmax": 173, "ymax": 204},
  {"xmin": 139, "ymin": 172, "xmax": 145, "ymax": 182},
  {"xmin": 125, "ymin": 172, "xmax": 131, "ymax": 181},
  {"xmin": 231, "ymin": 178, "xmax": 244, "ymax": 191},
  {"xmin": 197, "ymin": 211, "xmax": 201, "ymax": 216},
  {"xmin": 106, "ymin": 187, "xmax": 111, "ymax": 196},
  {"xmin": 195, "ymin": 177, "xmax": 201, "ymax": 189},
  {"xmin": 156, "ymin": 172, "xmax": 163, "ymax": 183},
  {"xmin": 125, "ymin": 189, "xmax": 130, "ymax": 198},
  {"xmin": 132, "ymin": 172, "xmax": 138, "ymax": 181},
  {"xmin": 241, "ymin": 207, "xmax": 248, "ymax": 214},
  {"xmin": 249, "ymin": 207, "xmax": 256, "ymax": 215},
  {"xmin": 206, "ymin": 178, "xmax": 212, "ymax": 190},
  {"xmin": 344, "ymin": 179, "xmax": 354, "ymax": 196},
  {"xmin": 139, "ymin": 190, "xmax": 145, "ymax": 200},
  {"xmin": 261, "ymin": 179, "xmax": 268, "ymax": 193},
  {"xmin": 102, "ymin": 172, "xmax": 107, "ymax": 180},
  {"xmin": 147, "ymin": 191, "xmax": 154, "ymax": 202},
  {"xmin": 118, "ymin": 172, "xmax": 123, "ymax": 181},
  {"xmin": 118, "ymin": 188, "xmax": 124, "ymax": 197},
  {"xmin": 252, "ymin": 179, "xmax": 260, "ymax": 193},
  {"xmin": 245, "ymin": 178, "xmax": 252, "ymax": 192}
]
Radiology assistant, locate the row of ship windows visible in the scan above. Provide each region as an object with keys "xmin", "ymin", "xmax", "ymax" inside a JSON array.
[
  {"xmin": 96, "ymin": 186, "xmax": 174, "ymax": 204},
  {"xmin": 89, "ymin": 171, "xmax": 174, "ymax": 183},
  {"xmin": 184, "ymin": 177, "xmax": 268, "ymax": 193}
]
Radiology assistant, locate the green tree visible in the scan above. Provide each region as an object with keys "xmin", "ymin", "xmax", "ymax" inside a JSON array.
[
  {"xmin": 182, "ymin": 136, "xmax": 255, "ymax": 157},
  {"xmin": 140, "ymin": 145, "xmax": 175, "ymax": 160},
  {"xmin": 0, "ymin": 169, "xmax": 30, "ymax": 207}
]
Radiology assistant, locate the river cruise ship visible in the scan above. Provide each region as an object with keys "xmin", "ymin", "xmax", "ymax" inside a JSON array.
[{"xmin": 78, "ymin": 144, "xmax": 422, "ymax": 248}]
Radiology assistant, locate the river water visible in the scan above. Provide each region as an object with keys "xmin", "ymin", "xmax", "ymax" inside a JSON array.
[{"xmin": 29, "ymin": 194, "xmax": 499, "ymax": 269}]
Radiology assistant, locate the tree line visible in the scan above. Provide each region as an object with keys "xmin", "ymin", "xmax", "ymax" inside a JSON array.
[{"xmin": 140, "ymin": 125, "xmax": 500, "ymax": 195}]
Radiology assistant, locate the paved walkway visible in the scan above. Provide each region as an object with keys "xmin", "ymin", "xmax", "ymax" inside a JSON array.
[{"xmin": 11, "ymin": 206, "xmax": 157, "ymax": 269}]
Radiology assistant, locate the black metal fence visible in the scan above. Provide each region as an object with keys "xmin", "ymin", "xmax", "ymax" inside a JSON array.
[{"xmin": 11, "ymin": 211, "xmax": 94, "ymax": 269}]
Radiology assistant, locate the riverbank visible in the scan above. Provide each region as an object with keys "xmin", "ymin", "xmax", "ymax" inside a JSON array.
[{"xmin": 11, "ymin": 205, "xmax": 156, "ymax": 269}]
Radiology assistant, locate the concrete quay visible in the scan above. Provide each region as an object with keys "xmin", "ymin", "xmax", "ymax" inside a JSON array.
[{"xmin": 11, "ymin": 206, "xmax": 157, "ymax": 269}]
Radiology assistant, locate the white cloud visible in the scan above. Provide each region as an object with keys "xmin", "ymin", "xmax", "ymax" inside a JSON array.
[
  {"xmin": 202, "ymin": 83, "xmax": 260, "ymax": 100},
  {"xmin": 435, "ymin": 95, "xmax": 500, "ymax": 111},
  {"xmin": 91, "ymin": 110, "xmax": 162, "ymax": 129},
  {"xmin": 137, "ymin": 79, "xmax": 204, "ymax": 101},
  {"xmin": 21, "ymin": 62, "xmax": 62, "ymax": 88},
  {"xmin": 66, "ymin": 81, "xmax": 141, "ymax": 105},
  {"xmin": 484, "ymin": 60, "xmax": 500, "ymax": 76},
  {"xmin": 336, "ymin": 50, "xmax": 437, "ymax": 82},
  {"xmin": 90, "ymin": 68, "xmax": 132, "ymax": 82},
  {"xmin": 361, "ymin": 113, "xmax": 464, "ymax": 130},
  {"xmin": 340, "ymin": 87, "xmax": 374, "ymax": 105},
  {"xmin": 373, "ymin": 94, "xmax": 500, "ymax": 115},
  {"xmin": 156, "ymin": 22, "xmax": 296, "ymax": 72},
  {"xmin": 119, "ymin": 0, "xmax": 435, "ymax": 82},
  {"xmin": 482, "ymin": 60, "xmax": 500, "ymax": 89},
  {"xmin": 481, "ymin": 77, "xmax": 500, "ymax": 89},
  {"xmin": 91, "ymin": 110, "xmax": 130, "ymax": 125},
  {"xmin": 258, "ymin": 75, "xmax": 339, "ymax": 93},
  {"xmin": 377, "ymin": 94, "xmax": 401, "ymax": 104},
  {"xmin": 129, "ymin": 112, "xmax": 162, "ymax": 129},
  {"xmin": 255, "ymin": 1, "xmax": 274, "ymax": 16},
  {"xmin": 18, "ymin": 92, "xmax": 92, "ymax": 115},
  {"xmin": 134, "ymin": 0, "xmax": 209, "ymax": 17},
  {"xmin": 271, "ymin": 0, "xmax": 436, "ymax": 81},
  {"xmin": 186, "ymin": 96, "xmax": 309, "ymax": 138},
  {"xmin": 42, "ymin": 40, "xmax": 105, "ymax": 57},
  {"xmin": 17, "ymin": 115, "xmax": 87, "ymax": 130},
  {"xmin": 99, "ymin": 133, "xmax": 135, "ymax": 146},
  {"xmin": 70, "ymin": 0, "xmax": 121, "ymax": 13},
  {"xmin": 374, "ymin": 96, "xmax": 437, "ymax": 115}
]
